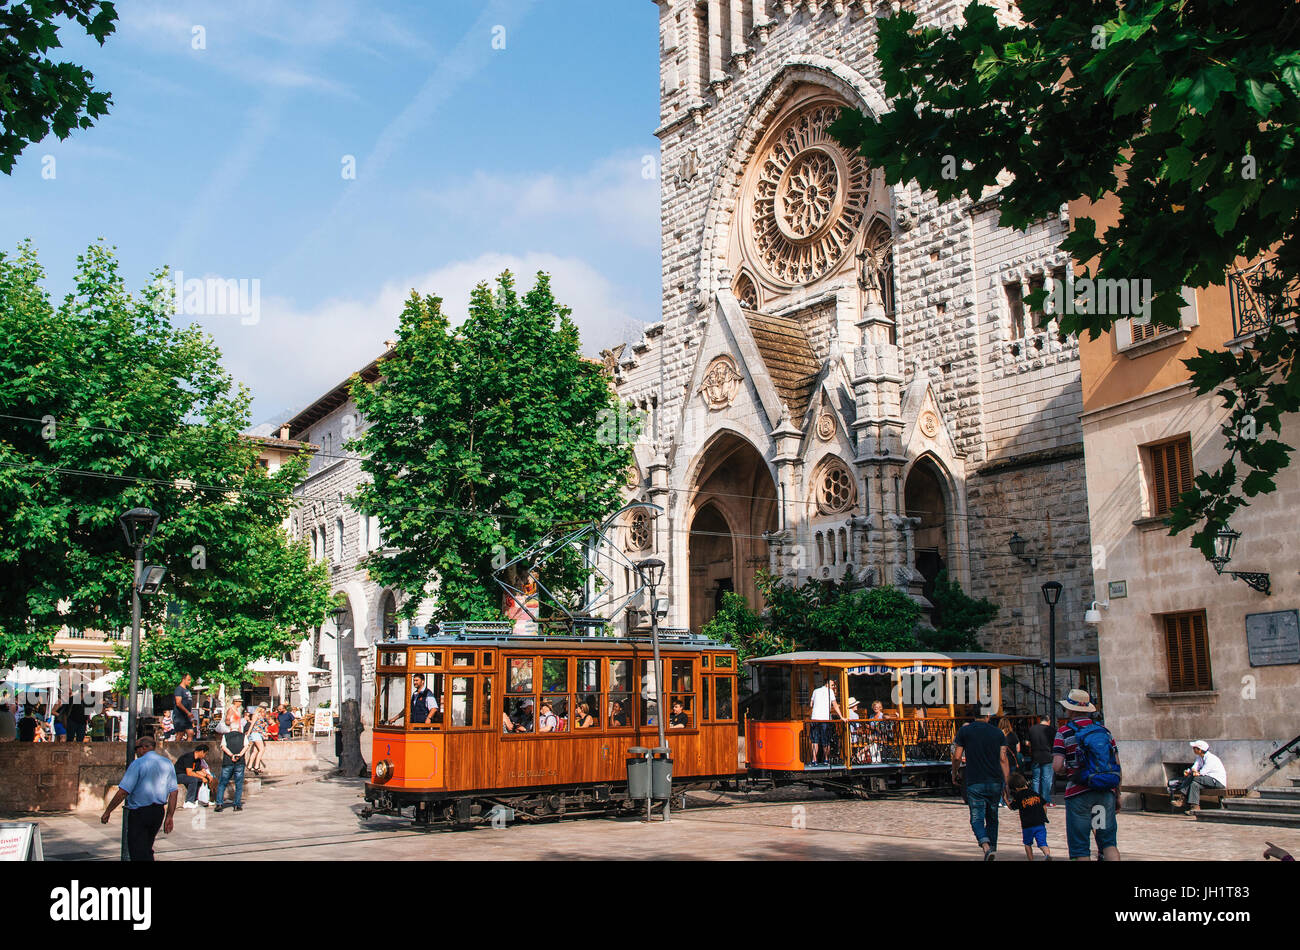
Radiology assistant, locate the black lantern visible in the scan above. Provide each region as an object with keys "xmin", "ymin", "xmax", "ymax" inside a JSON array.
[
  {"xmin": 328, "ymin": 603, "xmax": 348, "ymax": 627},
  {"xmin": 1209, "ymin": 523, "xmax": 1270, "ymax": 595},
  {"xmin": 636, "ymin": 557, "xmax": 666, "ymax": 589},
  {"xmin": 1008, "ymin": 532, "xmax": 1026, "ymax": 558},
  {"xmin": 1040, "ymin": 581, "xmax": 1063, "ymax": 606},
  {"xmin": 119, "ymin": 508, "xmax": 160, "ymax": 550}
]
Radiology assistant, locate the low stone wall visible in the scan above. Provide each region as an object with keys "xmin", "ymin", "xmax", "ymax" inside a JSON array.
[{"xmin": 0, "ymin": 739, "xmax": 329, "ymax": 813}]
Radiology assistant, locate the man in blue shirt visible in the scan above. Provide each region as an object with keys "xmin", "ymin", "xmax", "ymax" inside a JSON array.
[{"xmin": 100, "ymin": 735, "xmax": 179, "ymax": 861}]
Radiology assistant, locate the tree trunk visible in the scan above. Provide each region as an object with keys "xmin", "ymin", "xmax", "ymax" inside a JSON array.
[{"xmin": 339, "ymin": 697, "xmax": 366, "ymax": 777}]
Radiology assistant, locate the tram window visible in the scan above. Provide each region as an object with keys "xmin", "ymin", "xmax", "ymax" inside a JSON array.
[
  {"xmin": 715, "ymin": 676, "xmax": 734, "ymax": 721},
  {"xmin": 607, "ymin": 693, "xmax": 631, "ymax": 728},
  {"xmin": 481, "ymin": 652, "xmax": 494, "ymax": 667},
  {"xmin": 702, "ymin": 678, "xmax": 710, "ymax": 723},
  {"xmin": 714, "ymin": 654, "xmax": 734, "ymax": 670},
  {"xmin": 413, "ymin": 651, "xmax": 442, "ymax": 668},
  {"xmin": 576, "ymin": 658, "xmax": 600, "ymax": 693},
  {"xmin": 671, "ymin": 659, "xmax": 692, "ymax": 692},
  {"xmin": 608, "ymin": 659, "xmax": 631, "ymax": 693},
  {"xmin": 481, "ymin": 677, "xmax": 492, "ymax": 727},
  {"xmin": 542, "ymin": 657, "xmax": 568, "ymax": 693},
  {"xmin": 507, "ymin": 658, "xmax": 534, "ymax": 693},
  {"xmin": 754, "ymin": 666, "xmax": 791, "ymax": 722},
  {"xmin": 668, "ymin": 696, "xmax": 691, "ymax": 728},
  {"xmin": 452, "ymin": 652, "xmax": 474, "ymax": 668},
  {"xmin": 574, "ymin": 694, "xmax": 598, "ymax": 727},
  {"xmin": 701, "ymin": 655, "xmax": 710, "ymax": 669},
  {"xmin": 377, "ymin": 674, "xmax": 406, "ymax": 727},
  {"xmin": 450, "ymin": 677, "xmax": 472, "ymax": 727},
  {"xmin": 639, "ymin": 659, "xmax": 659, "ymax": 702},
  {"xmin": 641, "ymin": 697, "xmax": 660, "ymax": 728},
  {"xmin": 379, "ymin": 651, "xmax": 406, "ymax": 668},
  {"xmin": 504, "ymin": 696, "xmax": 534, "ymax": 733}
]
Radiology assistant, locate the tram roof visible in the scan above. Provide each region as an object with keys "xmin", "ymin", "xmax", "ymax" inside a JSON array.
[
  {"xmin": 380, "ymin": 633, "xmax": 733, "ymax": 652},
  {"xmin": 744, "ymin": 651, "xmax": 1035, "ymax": 667}
]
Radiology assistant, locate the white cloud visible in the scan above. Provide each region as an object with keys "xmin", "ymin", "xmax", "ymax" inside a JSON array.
[{"xmin": 192, "ymin": 252, "xmax": 646, "ymax": 425}]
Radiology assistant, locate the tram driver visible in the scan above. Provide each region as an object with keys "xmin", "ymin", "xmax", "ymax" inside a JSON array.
[{"xmin": 410, "ymin": 674, "xmax": 439, "ymax": 726}]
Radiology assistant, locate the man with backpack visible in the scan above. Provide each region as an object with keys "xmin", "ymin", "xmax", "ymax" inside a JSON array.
[{"xmin": 1052, "ymin": 689, "xmax": 1121, "ymax": 861}]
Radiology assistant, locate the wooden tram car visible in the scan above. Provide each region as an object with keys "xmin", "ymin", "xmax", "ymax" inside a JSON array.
[
  {"xmin": 362, "ymin": 632, "xmax": 1031, "ymax": 827},
  {"xmin": 361, "ymin": 625, "xmax": 744, "ymax": 825},
  {"xmin": 744, "ymin": 651, "xmax": 1033, "ymax": 794}
]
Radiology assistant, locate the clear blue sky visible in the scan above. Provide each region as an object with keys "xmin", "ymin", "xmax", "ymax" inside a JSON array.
[{"xmin": 0, "ymin": 0, "xmax": 663, "ymax": 426}]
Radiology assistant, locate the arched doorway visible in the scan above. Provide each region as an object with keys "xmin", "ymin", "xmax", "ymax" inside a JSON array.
[
  {"xmin": 904, "ymin": 458, "xmax": 949, "ymax": 602},
  {"xmin": 688, "ymin": 434, "xmax": 779, "ymax": 631}
]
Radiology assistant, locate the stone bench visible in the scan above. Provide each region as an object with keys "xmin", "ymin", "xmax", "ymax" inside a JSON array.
[{"xmin": 1122, "ymin": 783, "xmax": 1246, "ymax": 812}]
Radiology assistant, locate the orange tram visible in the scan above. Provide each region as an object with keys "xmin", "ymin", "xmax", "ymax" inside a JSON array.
[{"xmin": 361, "ymin": 626, "xmax": 1032, "ymax": 828}]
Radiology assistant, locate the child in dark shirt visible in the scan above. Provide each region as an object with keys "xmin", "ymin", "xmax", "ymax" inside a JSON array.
[{"xmin": 1008, "ymin": 772, "xmax": 1051, "ymax": 861}]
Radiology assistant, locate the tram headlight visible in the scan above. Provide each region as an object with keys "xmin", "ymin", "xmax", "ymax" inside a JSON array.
[{"xmin": 374, "ymin": 759, "xmax": 395, "ymax": 784}]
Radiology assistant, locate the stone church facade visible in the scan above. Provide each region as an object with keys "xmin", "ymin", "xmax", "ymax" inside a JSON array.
[{"xmin": 606, "ymin": 0, "xmax": 1097, "ymax": 667}]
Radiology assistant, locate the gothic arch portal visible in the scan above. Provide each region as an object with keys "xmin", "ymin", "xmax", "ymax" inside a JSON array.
[
  {"xmin": 903, "ymin": 454, "xmax": 953, "ymax": 603},
  {"xmin": 685, "ymin": 432, "xmax": 779, "ymax": 632}
]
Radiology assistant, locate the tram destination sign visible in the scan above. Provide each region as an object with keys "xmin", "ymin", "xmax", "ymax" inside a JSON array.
[{"xmin": 1245, "ymin": 609, "xmax": 1300, "ymax": 667}]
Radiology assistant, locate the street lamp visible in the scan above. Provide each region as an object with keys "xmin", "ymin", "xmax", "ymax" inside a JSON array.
[
  {"xmin": 327, "ymin": 603, "xmax": 348, "ymax": 714},
  {"xmin": 1008, "ymin": 532, "xmax": 1036, "ymax": 569},
  {"xmin": 635, "ymin": 557, "xmax": 669, "ymax": 822},
  {"xmin": 1210, "ymin": 523, "xmax": 1271, "ymax": 595},
  {"xmin": 1041, "ymin": 581, "xmax": 1062, "ymax": 721},
  {"xmin": 118, "ymin": 506, "xmax": 160, "ymax": 862}
]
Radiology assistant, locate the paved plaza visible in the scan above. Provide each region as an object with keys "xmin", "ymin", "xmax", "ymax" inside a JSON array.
[{"xmin": 20, "ymin": 776, "xmax": 1298, "ymax": 861}]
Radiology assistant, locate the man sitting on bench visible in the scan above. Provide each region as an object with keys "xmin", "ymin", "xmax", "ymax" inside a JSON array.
[{"xmin": 1174, "ymin": 739, "xmax": 1227, "ymax": 816}]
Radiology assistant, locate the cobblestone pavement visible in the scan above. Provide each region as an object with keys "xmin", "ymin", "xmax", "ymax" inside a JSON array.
[{"xmin": 20, "ymin": 777, "xmax": 1298, "ymax": 861}]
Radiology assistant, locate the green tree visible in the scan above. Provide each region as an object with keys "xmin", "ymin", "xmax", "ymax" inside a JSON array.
[
  {"xmin": 757, "ymin": 570, "xmax": 921, "ymax": 652},
  {"xmin": 0, "ymin": 240, "xmax": 333, "ymax": 679},
  {"xmin": 830, "ymin": 1, "xmax": 1300, "ymax": 560},
  {"xmin": 350, "ymin": 272, "xmax": 636, "ymax": 624},
  {"xmin": 0, "ymin": 0, "xmax": 118, "ymax": 174},
  {"xmin": 922, "ymin": 570, "xmax": 997, "ymax": 652},
  {"xmin": 701, "ymin": 590, "xmax": 794, "ymax": 666}
]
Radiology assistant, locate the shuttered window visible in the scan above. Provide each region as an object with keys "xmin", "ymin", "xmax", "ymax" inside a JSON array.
[
  {"xmin": 1162, "ymin": 610, "xmax": 1212, "ymax": 692},
  {"xmin": 1146, "ymin": 436, "xmax": 1194, "ymax": 516}
]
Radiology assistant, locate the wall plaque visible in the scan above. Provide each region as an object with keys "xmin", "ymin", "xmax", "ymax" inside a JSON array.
[
  {"xmin": 1108, "ymin": 580, "xmax": 1127, "ymax": 599},
  {"xmin": 1245, "ymin": 609, "xmax": 1300, "ymax": 667}
]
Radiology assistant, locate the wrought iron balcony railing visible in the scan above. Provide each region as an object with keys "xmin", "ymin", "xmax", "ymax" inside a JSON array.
[{"xmin": 1229, "ymin": 256, "xmax": 1299, "ymax": 338}]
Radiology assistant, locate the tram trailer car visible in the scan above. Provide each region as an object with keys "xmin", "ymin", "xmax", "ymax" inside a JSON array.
[
  {"xmin": 362, "ymin": 633, "xmax": 744, "ymax": 826},
  {"xmin": 743, "ymin": 651, "xmax": 1035, "ymax": 796}
]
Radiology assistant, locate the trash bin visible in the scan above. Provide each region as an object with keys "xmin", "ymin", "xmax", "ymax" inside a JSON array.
[
  {"xmin": 626, "ymin": 746, "xmax": 651, "ymax": 800},
  {"xmin": 650, "ymin": 749, "xmax": 673, "ymax": 800}
]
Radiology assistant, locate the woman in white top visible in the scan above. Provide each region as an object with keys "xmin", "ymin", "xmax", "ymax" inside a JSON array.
[{"xmin": 246, "ymin": 705, "xmax": 268, "ymax": 773}]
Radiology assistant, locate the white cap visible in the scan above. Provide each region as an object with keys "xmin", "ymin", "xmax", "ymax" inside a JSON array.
[{"xmin": 1190, "ymin": 739, "xmax": 1209, "ymax": 751}]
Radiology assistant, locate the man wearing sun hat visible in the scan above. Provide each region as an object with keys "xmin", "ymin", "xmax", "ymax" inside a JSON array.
[
  {"xmin": 1052, "ymin": 688, "xmax": 1121, "ymax": 861},
  {"xmin": 1174, "ymin": 740, "xmax": 1227, "ymax": 815}
]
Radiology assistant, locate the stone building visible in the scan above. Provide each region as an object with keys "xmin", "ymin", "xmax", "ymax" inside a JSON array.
[
  {"xmin": 1075, "ymin": 191, "xmax": 1300, "ymax": 791},
  {"xmin": 603, "ymin": 0, "xmax": 1096, "ymax": 682},
  {"xmin": 280, "ymin": 350, "xmax": 429, "ymax": 731}
]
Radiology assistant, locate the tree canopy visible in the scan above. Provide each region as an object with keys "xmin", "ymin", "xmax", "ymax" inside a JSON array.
[
  {"xmin": 350, "ymin": 272, "xmax": 637, "ymax": 624},
  {"xmin": 0, "ymin": 0, "xmax": 118, "ymax": 174},
  {"xmin": 830, "ymin": 0, "xmax": 1300, "ymax": 558},
  {"xmin": 0, "ymin": 240, "xmax": 334, "ymax": 681}
]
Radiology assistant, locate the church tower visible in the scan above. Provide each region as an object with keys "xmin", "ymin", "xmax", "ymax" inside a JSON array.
[{"xmin": 608, "ymin": 1, "xmax": 1096, "ymax": 669}]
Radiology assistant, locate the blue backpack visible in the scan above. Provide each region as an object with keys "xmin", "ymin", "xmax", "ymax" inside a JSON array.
[{"xmin": 1073, "ymin": 720, "xmax": 1121, "ymax": 790}]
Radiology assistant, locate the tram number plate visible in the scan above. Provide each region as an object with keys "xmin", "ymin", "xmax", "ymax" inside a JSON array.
[{"xmin": 507, "ymin": 769, "xmax": 559, "ymax": 780}]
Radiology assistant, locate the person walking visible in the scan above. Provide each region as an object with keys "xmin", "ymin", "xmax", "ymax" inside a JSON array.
[
  {"xmin": 172, "ymin": 673, "xmax": 195, "ymax": 741},
  {"xmin": 215, "ymin": 722, "xmax": 248, "ymax": 812},
  {"xmin": 953, "ymin": 711, "xmax": 1010, "ymax": 860},
  {"xmin": 1027, "ymin": 714, "xmax": 1056, "ymax": 806},
  {"xmin": 1052, "ymin": 689, "xmax": 1121, "ymax": 861},
  {"xmin": 99, "ymin": 735, "xmax": 179, "ymax": 861},
  {"xmin": 1175, "ymin": 739, "xmax": 1228, "ymax": 816}
]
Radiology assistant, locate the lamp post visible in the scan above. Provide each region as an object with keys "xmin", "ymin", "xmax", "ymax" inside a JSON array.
[
  {"xmin": 118, "ymin": 507, "xmax": 160, "ymax": 862},
  {"xmin": 636, "ymin": 557, "xmax": 669, "ymax": 821},
  {"xmin": 1041, "ymin": 581, "xmax": 1063, "ymax": 720},
  {"xmin": 1210, "ymin": 523, "xmax": 1271, "ymax": 595},
  {"xmin": 326, "ymin": 603, "xmax": 348, "ymax": 721}
]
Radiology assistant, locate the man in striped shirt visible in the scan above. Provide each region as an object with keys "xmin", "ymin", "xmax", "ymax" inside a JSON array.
[{"xmin": 1052, "ymin": 689, "xmax": 1121, "ymax": 861}]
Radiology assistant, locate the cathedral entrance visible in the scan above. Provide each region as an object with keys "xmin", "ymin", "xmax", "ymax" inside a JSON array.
[
  {"xmin": 687, "ymin": 434, "xmax": 779, "ymax": 632},
  {"xmin": 904, "ymin": 458, "xmax": 949, "ymax": 603}
]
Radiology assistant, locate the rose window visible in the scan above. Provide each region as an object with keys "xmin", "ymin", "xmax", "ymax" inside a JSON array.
[
  {"xmin": 817, "ymin": 461, "xmax": 856, "ymax": 514},
  {"xmin": 747, "ymin": 102, "xmax": 870, "ymax": 287}
]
